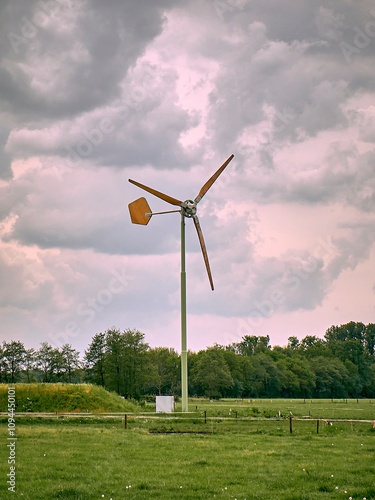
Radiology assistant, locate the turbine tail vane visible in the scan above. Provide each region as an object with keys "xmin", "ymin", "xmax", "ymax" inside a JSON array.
[
  {"xmin": 193, "ymin": 215, "xmax": 214, "ymax": 291},
  {"xmin": 128, "ymin": 197, "xmax": 152, "ymax": 225},
  {"xmin": 195, "ymin": 154, "xmax": 234, "ymax": 203}
]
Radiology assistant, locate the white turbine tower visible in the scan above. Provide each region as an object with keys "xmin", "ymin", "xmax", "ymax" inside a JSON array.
[{"xmin": 128, "ymin": 154, "xmax": 234, "ymax": 412}]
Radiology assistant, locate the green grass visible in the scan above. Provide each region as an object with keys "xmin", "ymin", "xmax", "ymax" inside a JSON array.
[
  {"xmin": 0, "ymin": 398, "xmax": 374, "ymax": 499},
  {"xmin": 176, "ymin": 397, "xmax": 375, "ymax": 420},
  {"xmin": 0, "ymin": 384, "xmax": 138, "ymax": 413}
]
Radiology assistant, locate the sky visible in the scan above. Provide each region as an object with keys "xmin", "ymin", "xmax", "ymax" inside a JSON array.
[{"xmin": 1, "ymin": 0, "xmax": 375, "ymax": 357}]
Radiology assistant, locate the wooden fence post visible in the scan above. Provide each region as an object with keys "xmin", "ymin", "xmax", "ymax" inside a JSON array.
[{"xmin": 289, "ymin": 416, "xmax": 293, "ymax": 434}]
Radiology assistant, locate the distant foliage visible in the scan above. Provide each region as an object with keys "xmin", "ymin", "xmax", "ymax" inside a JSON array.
[
  {"xmin": 1, "ymin": 321, "xmax": 375, "ymax": 399},
  {"xmin": 84, "ymin": 328, "xmax": 151, "ymax": 399}
]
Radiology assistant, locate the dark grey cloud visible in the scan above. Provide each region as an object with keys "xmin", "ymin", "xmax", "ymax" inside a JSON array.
[
  {"xmin": 0, "ymin": 0, "xmax": 177, "ymax": 123},
  {"xmin": 246, "ymin": 0, "xmax": 375, "ymax": 46},
  {"xmin": 189, "ymin": 243, "xmax": 332, "ymax": 318},
  {"xmin": 0, "ymin": 166, "xmax": 180, "ymax": 254},
  {"xmin": 328, "ymin": 221, "xmax": 375, "ymax": 280},
  {"xmin": 204, "ymin": 0, "xmax": 375, "ymax": 164},
  {"xmin": 0, "ymin": 129, "xmax": 12, "ymax": 180}
]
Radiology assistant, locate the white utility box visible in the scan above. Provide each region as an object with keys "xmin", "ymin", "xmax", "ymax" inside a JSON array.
[{"xmin": 156, "ymin": 396, "xmax": 174, "ymax": 413}]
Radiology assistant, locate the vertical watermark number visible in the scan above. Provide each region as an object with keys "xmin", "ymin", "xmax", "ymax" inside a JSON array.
[{"xmin": 7, "ymin": 387, "xmax": 16, "ymax": 493}]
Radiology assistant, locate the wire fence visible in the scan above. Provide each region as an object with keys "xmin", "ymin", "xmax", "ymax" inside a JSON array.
[{"xmin": 2, "ymin": 411, "xmax": 375, "ymax": 426}]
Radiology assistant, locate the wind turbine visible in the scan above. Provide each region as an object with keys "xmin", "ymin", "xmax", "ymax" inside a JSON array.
[{"xmin": 128, "ymin": 154, "xmax": 234, "ymax": 412}]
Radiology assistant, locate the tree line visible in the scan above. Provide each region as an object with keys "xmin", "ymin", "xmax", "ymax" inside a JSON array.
[{"xmin": 1, "ymin": 321, "xmax": 375, "ymax": 399}]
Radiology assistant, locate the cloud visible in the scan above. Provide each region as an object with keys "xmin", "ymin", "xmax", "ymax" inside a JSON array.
[
  {"xmin": 1, "ymin": 0, "xmax": 177, "ymax": 120},
  {"xmin": 1, "ymin": 0, "xmax": 375, "ymax": 353},
  {"xmin": 0, "ymin": 129, "xmax": 12, "ymax": 179}
]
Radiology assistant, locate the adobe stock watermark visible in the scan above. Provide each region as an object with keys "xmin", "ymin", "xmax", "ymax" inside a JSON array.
[
  {"xmin": 52, "ymin": 64, "xmax": 160, "ymax": 182},
  {"xmin": 272, "ymin": 107, "xmax": 297, "ymax": 133},
  {"xmin": 7, "ymin": 0, "xmax": 67, "ymax": 55},
  {"xmin": 340, "ymin": 8, "xmax": 375, "ymax": 63},
  {"xmin": 235, "ymin": 235, "xmax": 337, "ymax": 339},
  {"xmin": 7, "ymin": 387, "xmax": 16, "ymax": 494},
  {"xmin": 234, "ymin": 105, "xmax": 298, "ymax": 162},
  {"xmin": 212, "ymin": 0, "xmax": 249, "ymax": 21},
  {"xmin": 49, "ymin": 267, "xmax": 133, "ymax": 347},
  {"xmin": 220, "ymin": 108, "xmax": 297, "ymax": 190}
]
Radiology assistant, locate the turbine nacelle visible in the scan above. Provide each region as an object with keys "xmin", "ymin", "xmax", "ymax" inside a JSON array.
[{"xmin": 181, "ymin": 199, "xmax": 197, "ymax": 218}]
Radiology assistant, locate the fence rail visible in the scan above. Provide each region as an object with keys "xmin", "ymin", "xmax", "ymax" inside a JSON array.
[{"xmin": 1, "ymin": 412, "xmax": 374, "ymax": 424}]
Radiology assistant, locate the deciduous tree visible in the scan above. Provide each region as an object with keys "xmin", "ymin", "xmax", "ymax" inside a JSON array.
[{"xmin": 3, "ymin": 340, "xmax": 26, "ymax": 383}]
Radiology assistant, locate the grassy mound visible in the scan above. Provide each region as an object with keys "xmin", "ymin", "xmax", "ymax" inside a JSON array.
[{"xmin": 0, "ymin": 383, "xmax": 137, "ymax": 413}]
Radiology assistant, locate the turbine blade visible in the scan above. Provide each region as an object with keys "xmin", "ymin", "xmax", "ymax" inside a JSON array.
[
  {"xmin": 195, "ymin": 154, "xmax": 234, "ymax": 203},
  {"xmin": 129, "ymin": 179, "xmax": 182, "ymax": 207},
  {"xmin": 193, "ymin": 215, "xmax": 214, "ymax": 291}
]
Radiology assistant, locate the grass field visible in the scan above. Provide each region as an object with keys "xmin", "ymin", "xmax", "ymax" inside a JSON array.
[
  {"xmin": 175, "ymin": 397, "xmax": 375, "ymax": 420},
  {"xmin": 1, "ymin": 398, "xmax": 374, "ymax": 499}
]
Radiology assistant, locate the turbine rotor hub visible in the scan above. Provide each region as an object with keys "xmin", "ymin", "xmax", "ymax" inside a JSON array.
[{"xmin": 182, "ymin": 199, "xmax": 197, "ymax": 218}]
